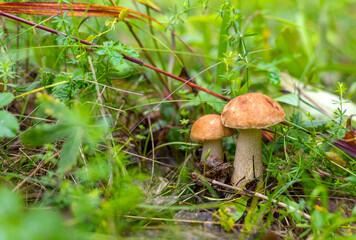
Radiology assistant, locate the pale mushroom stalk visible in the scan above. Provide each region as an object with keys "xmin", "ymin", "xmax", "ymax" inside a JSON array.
[
  {"xmin": 221, "ymin": 93, "xmax": 285, "ymax": 187},
  {"xmin": 200, "ymin": 139, "xmax": 223, "ymax": 162},
  {"xmin": 190, "ymin": 114, "xmax": 234, "ymax": 162},
  {"xmin": 231, "ymin": 129, "xmax": 264, "ymax": 185}
]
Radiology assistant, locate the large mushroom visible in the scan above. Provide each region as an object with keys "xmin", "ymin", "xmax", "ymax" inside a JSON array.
[
  {"xmin": 190, "ymin": 114, "xmax": 234, "ymax": 162},
  {"xmin": 221, "ymin": 93, "xmax": 285, "ymax": 186}
]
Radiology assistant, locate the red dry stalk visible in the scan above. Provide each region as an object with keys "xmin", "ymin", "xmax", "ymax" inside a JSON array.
[{"xmin": 0, "ymin": 2, "xmax": 151, "ymax": 19}]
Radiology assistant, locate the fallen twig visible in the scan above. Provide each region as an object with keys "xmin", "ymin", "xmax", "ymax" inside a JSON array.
[
  {"xmin": 123, "ymin": 215, "xmax": 244, "ymax": 226},
  {"xmin": 211, "ymin": 180, "xmax": 311, "ymax": 221}
]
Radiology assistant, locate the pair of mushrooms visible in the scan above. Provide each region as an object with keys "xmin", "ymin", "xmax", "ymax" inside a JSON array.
[{"xmin": 190, "ymin": 93, "xmax": 285, "ymax": 187}]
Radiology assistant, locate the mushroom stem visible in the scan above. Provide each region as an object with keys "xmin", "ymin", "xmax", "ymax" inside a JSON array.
[
  {"xmin": 201, "ymin": 140, "xmax": 223, "ymax": 162},
  {"xmin": 231, "ymin": 129, "xmax": 264, "ymax": 186}
]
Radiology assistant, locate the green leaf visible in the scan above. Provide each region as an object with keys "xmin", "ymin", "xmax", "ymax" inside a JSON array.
[
  {"xmin": 345, "ymin": 176, "xmax": 356, "ymax": 184},
  {"xmin": 301, "ymin": 120, "xmax": 327, "ymax": 128},
  {"xmin": 21, "ymin": 94, "xmax": 109, "ymax": 173},
  {"xmin": 114, "ymin": 41, "xmax": 140, "ymax": 59},
  {"xmin": 96, "ymin": 41, "xmax": 124, "ymax": 68},
  {"xmin": 0, "ymin": 110, "xmax": 19, "ymax": 138},
  {"xmin": 274, "ymin": 94, "xmax": 299, "ymax": 107},
  {"xmin": 0, "ymin": 93, "xmax": 14, "ymax": 108},
  {"xmin": 0, "ymin": 187, "xmax": 76, "ymax": 240},
  {"xmin": 311, "ymin": 209, "xmax": 326, "ymax": 230},
  {"xmin": 21, "ymin": 123, "xmax": 70, "ymax": 145},
  {"xmin": 188, "ymin": 14, "xmax": 221, "ymax": 26},
  {"xmin": 268, "ymin": 72, "xmax": 281, "ymax": 85},
  {"xmin": 352, "ymin": 204, "xmax": 356, "ymax": 217},
  {"xmin": 231, "ymin": 197, "xmax": 248, "ymax": 220},
  {"xmin": 221, "ymin": 202, "xmax": 246, "ymax": 222},
  {"xmin": 58, "ymin": 129, "xmax": 81, "ymax": 172},
  {"xmin": 284, "ymin": 197, "xmax": 302, "ymax": 224},
  {"xmin": 0, "ymin": 188, "xmax": 21, "ymax": 217},
  {"xmin": 96, "ymin": 41, "xmax": 139, "ymax": 69},
  {"xmin": 52, "ymin": 73, "xmax": 74, "ymax": 103},
  {"xmin": 198, "ymin": 85, "xmax": 227, "ymax": 112},
  {"xmin": 36, "ymin": 93, "xmax": 72, "ymax": 122},
  {"xmin": 216, "ymin": 197, "xmax": 247, "ymax": 232},
  {"xmin": 217, "ymin": 208, "xmax": 236, "ymax": 232},
  {"xmin": 85, "ymin": 116, "xmax": 111, "ymax": 143}
]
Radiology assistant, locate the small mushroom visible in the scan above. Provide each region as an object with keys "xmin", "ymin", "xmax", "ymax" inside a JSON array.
[
  {"xmin": 221, "ymin": 93, "xmax": 285, "ymax": 186},
  {"xmin": 190, "ymin": 114, "xmax": 234, "ymax": 162}
]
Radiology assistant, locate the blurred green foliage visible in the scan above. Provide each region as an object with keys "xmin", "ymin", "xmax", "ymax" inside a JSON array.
[{"xmin": 0, "ymin": 188, "xmax": 80, "ymax": 240}]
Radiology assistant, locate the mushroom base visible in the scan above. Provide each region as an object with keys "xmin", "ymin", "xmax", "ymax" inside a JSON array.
[
  {"xmin": 231, "ymin": 129, "xmax": 263, "ymax": 186},
  {"xmin": 201, "ymin": 140, "xmax": 223, "ymax": 162}
]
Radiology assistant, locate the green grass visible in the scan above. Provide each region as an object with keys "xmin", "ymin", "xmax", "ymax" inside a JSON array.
[{"xmin": 0, "ymin": 0, "xmax": 356, "ymax": 239}]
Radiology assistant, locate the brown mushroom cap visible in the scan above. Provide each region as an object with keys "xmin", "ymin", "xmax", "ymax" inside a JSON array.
[
  {"xmin": 190, "ymin": 114, "xmax": 234, "ymax": 142},
  {"xmin": 221, "ymin": 93, "xmax": 285, "ymax": 129}
]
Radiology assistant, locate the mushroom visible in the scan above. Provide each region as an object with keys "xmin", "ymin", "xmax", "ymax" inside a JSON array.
[
  {"xmin": 190, "ymin": 114, "xmax": 234, "ymax": 162},
  {"xmin": 221, "ymin": 93, "xmax": 285, "ymax": 186}
]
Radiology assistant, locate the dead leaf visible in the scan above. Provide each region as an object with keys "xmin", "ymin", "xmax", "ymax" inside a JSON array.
[
  {"xmin": 194, "ymin": 156, "xmax": 232, "ymax": 183},
  {"xmin": 0, "ymin": 2, "xmax": 160, "ymax": 24},
  {"xmin": 344, "ymin": 114, "xmax": 356, "ymax": 146}
]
